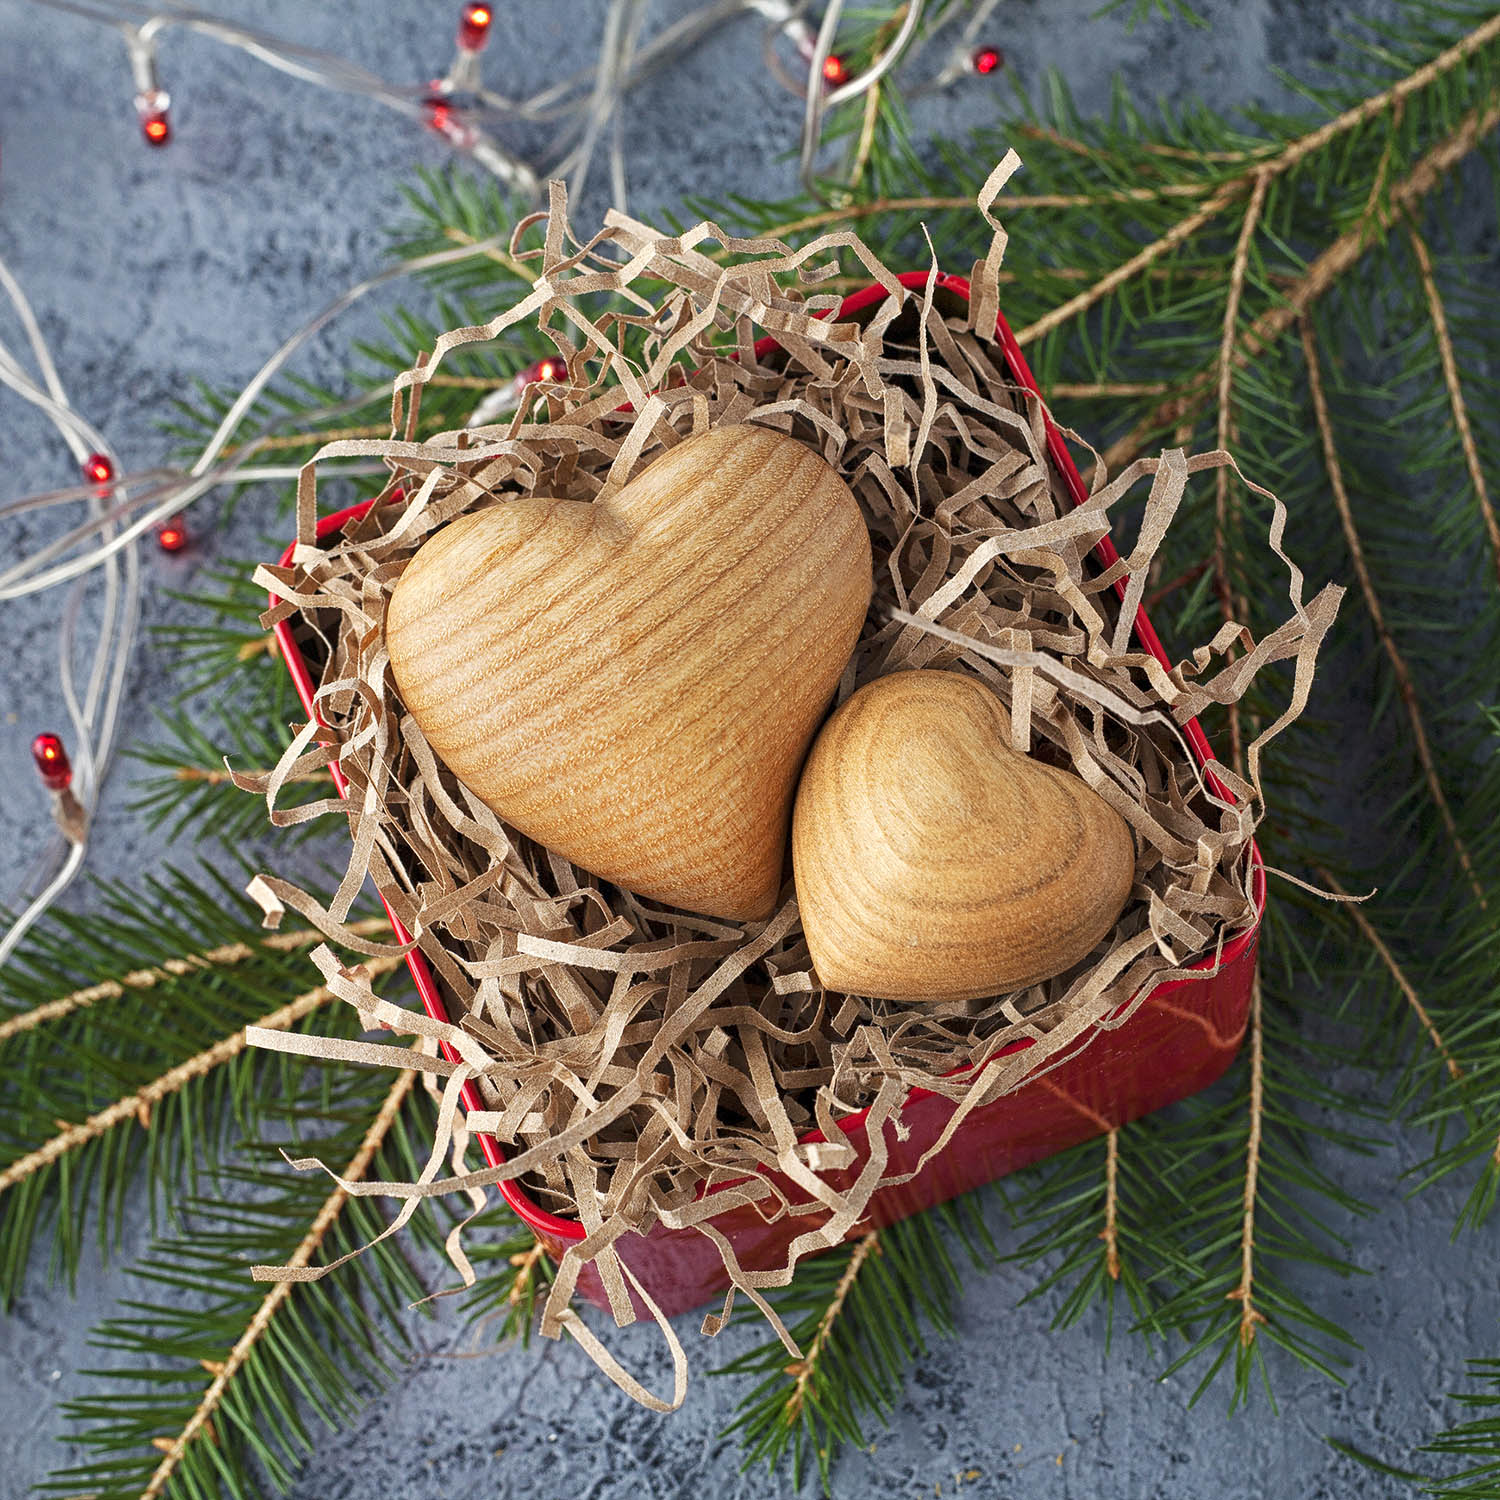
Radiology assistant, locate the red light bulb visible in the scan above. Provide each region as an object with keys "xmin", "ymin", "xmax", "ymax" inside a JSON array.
[
  {"xmin": 458, "ymin": 2, "xmax": 493, "ymax": 51},
  {"xmin": 135, "ymin": 88, "xmax": 172, "ymax": 146},
  {"xmin": 156, "ymin": 515, "xmax": 189, "ymax": 553},
  {"xmin": 32, "ymin": 733, "xmax": 73, "ymax": 792},
  {"xmin": 972, "ymin": 46, "xmax": 1004, "ymax": 76},
  {"xmin": 83, "ymin": 453, "xmax": 114, "ymax": 489},
  {"xmin": 535, "ymin": 356, "xmax": 563, "ymax": 383},
  {"xmin": 822, "ymin": 54, "xmax": 848, "ymax": 85}
]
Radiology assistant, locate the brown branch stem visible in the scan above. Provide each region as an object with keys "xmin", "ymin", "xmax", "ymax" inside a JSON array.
[
  {"xmin": 1406, "ymin": 221, "xmax": 1500, "ymax": 589},
  {"xmin": 171, "ymin": 765, "xmax": 333, "ymax": 786},
  {"xmin": 1047, "ymin": 380, "xmax": 1172, "ymax": 399},
  {"xmin": 1227, "ymin": 976, "xmax": 1266, "ymax": 1347},
  {"xmin": 1101, "ymin": 1128, "xmax": 1121, "ymax": 1282},
  {"xmin": 508, "ymin": 1241, "xmax": 548, "ymax": 1307}
]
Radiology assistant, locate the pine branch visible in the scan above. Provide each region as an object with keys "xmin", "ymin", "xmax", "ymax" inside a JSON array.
[
  {"xmin": 0, "ymin": 953, "xmax": 403, "ymax": 1200},
  {"xmin": 41, "ymin": 1078, "xmax": 447, "ymax": 1500},
  {"xmin": 1423, "ymin": 1361, "xmax": 1500, "ymax": 1497},
  {"xmin": 1226, "ymin": 976, "xmax": 1268, "ymax": 1351},
  {"xmin": 1101, "ymin": 86, "xmax": 1500, "ymax": 472},
  {"xmin": 0, "ymin": 868, "xmax": 394, "ymax": 1303},
  {"xmin": 0, "ymin": 917, "xmax": 387, "ymax": 1046},
  {"xmin": 1300, "ymin": 319, "xmax": 1486, "ymax": 907},
  {"xmin": 1316, "ymin": 868, "xmax": 1463, "ymax": 1084},
  {"xmin": 1406, "ymin": 221, "xmax": 1500, "ymax": 589},
  {"xmin": 718, "ymin": 1199, "xmax": 995, "ymax": 1492},
  {"xmin": 138, "ymin": 1066, "xmax": 416, "ymax": 1500}
]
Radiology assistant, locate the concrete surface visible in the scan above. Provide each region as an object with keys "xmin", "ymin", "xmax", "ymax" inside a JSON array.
[{"xmin": 0, "ymin": 1, "xmax": 1491, "ymax": 1496}]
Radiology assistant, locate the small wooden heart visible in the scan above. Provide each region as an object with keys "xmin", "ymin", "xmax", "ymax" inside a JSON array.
[
  {"xmin": 386, "ymin": 424, "xmax": 873, "ymax": 921},
  {"xmin": 792, "ymin": 670, "xmax": 1136, "ymax": 1002}
]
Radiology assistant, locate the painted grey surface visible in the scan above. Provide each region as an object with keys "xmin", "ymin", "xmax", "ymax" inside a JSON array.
[{"xmin": 0, "ymin": 1, "xmax": 1484, "ymax": 1496}]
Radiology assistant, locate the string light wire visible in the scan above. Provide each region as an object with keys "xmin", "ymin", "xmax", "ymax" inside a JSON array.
[{"xmin": 1, "ymin": 0, "xmax": 1002, "ymax": 963}]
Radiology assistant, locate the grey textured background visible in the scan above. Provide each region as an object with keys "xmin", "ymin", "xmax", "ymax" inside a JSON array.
[{"xmin": 1, "ymin": 2, "xmax": 1490, "ymax": 1497}]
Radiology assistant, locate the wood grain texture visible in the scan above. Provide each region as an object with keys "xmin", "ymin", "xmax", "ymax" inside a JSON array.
[
  {"xmin": 792, "ymin": 670, "xmax": 1136, "ymax": 1002},
  {"xmin": 385, "ymin": 424, "xmax": 873, "ymax": 921}
]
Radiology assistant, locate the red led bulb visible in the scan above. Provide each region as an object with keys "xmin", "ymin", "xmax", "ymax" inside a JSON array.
[
  {"xmin": 156, "ymin": 515, "xmax": 189, "ymax": 553},
  {"xmin": 972, "ymin": 46, "xmax": 1004, "ymax": 75},
  {"xmin": 822, "ymin": 53, "xmax": 848, "ymax": 85},
  {"xmin": 135, "ymin": 89, "xmax": 172, "ymax": 146},
  {"xmin": 32, "ymin": 733, "xmax": 72, "ymax": 792},
  {"xmin": 458, "ymin": 3, "xmax": 493, "ymax": 51},
  {"xmin": 83, "ymin": 452, "xmax": 114, "ymax": 490}
]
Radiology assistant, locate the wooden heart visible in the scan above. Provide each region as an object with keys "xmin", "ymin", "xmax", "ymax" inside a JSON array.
[
  {"xmin": 792, "ymin": 670, "xmax": 1135, "ymax": 1001},
  {"xmin": 385, "ymin": 424, "xmax": 873, "ymax": 921}
]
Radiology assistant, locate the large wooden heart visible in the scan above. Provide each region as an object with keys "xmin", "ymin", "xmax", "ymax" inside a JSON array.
[
  {"xmin": 386, "ymin": 424, "xmax": 873, "ymax": 921},
  {"xmin": 792, "ymin": 669, "xmax": 1136, "ymax": 1001}
]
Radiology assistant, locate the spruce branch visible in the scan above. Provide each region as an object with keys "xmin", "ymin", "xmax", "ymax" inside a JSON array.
[
  {"xmin": 1227, "ymin": 976, "xmax": 1268, "ymax": 1351},
  {"xmin": 1013, "ymin": 183, "xmax": 1242, "ymax": 350},
  {"xmin": 0, "ymin": 954, "xmax": 404, "ymax": 1201},
  {"xmin": 1317, "ymin": 867, "xmax": 1463, "ymax": 1085},
  {"xmin": 784, "ymin": 1230, "xmax": 880, "ymax": 1426},
  {"xmin": 138, "ymin": 1065, "xmax": 416, "ymax": 1500},
  {"xmin": 1300, "ymin": 318, "xmax": 1486, "ymax": 908},
  {"xmin": 718, "ymin": 1200, "xmax": 996, "ymax": 1492},
  {"xmin": 1100, "ymin": 87, "xmax": 1500, "ymax": 472},
  {"xmin": 1405, "ymin": 220, "xmax": 1500, "ymax": 589},
  {"xmin": 0, "ymin": 917, "xmax": 387, "ymax": 1046}
]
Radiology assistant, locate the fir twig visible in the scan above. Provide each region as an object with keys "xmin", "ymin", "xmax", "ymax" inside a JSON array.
[
  {"xmin": 1101, "ymin": 89, "xmax": 1500, "ymax": 472},
  {"xmin": 0, "ymin": 954, "xmax": 403, "ymax": 1198},
  {"xmin": 1316, "ymin": 868, "xmax": 1463, "ymax": 1084},
  {"xmin": 0, "ymin": 917, "xmax": 387, "ymax": 1045},
  {"xmin": 138, "ymin": 1065, "xmax": 417, "ymax": 1500},
  {"xmin": 1405, "ymin": 221, "xmax": 1500, "ymax": 588},
  {"xmin": 1300, "ymin": 318, "xmax": 1485, "ymax": 908},
  {"xmin": 1013, "ymin": 183, "xmax": 1241, "ymax": 350},
  {"xmin": 1226, "ymin": 976, "xmax": 1268, "ymax": 1350},
  {"xmin": 784, "ymin": 1231, "xmax": 880, "ymax": 1425}
]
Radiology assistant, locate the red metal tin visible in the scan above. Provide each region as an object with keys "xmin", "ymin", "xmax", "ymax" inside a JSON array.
[{"xmin": 270, "ymin": 273, "xmax": 1263, "ymax": 1318}]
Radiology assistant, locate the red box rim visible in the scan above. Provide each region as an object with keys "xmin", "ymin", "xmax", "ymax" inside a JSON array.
[{"xmin": 269, "ymin": 269, "xmax": 1267, "ymax": 1247}]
